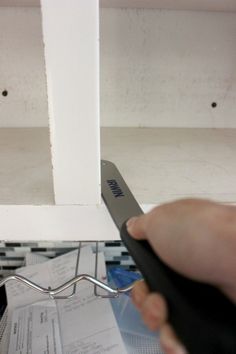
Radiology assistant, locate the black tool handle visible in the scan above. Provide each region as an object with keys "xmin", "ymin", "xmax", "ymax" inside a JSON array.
[{"xmin": 121, "ymin": 222, "xmax": 236, "ymax": 354}]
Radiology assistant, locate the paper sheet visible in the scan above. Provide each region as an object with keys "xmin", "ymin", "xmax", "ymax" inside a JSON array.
[
  {"xmin": 5, "ymin": 247, "xmax": 93, "ymax": 311},
  {"xmin": 25, "ymin": 252, "xmax": 49, "ymax": 266},
  {"xmin": 0, "ymin": 252, "xmax": 49, "ymax": 354},
  {"xmin": 6, "ymin": 247, "xmax": 127, "ymax": 354},
  {"xmin": 0, "ymin": 308, "xmax": 9, "ymax": 354},
  {"xmin": 8, "ymin": 301, "xmax": 63, "ymax": 354},
  {"xmin": 57, "ymin": 252, "xmax": 126, "ymax": 354}
]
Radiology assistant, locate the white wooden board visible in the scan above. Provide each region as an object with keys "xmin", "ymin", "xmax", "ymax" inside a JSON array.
[
  {"xmin": 41, "ymin": 0, "xmax": 100, "ymax": 205},
  {"xmin": 0, "ymin": 127, "xmax": 235, "ymax": 239},
  {"xmin": 0, "ymin": 204, "xmax": 157, "ymax": 241},
  {"xmin": 101, "ymin": 127, "xmax": 236, "ymax": 204},
  {"xmin": 0, "ymin": 128, "xmax": 54, "ymax": 205},
  {"xmin": 0, "ymin": 127, "xmax": 235, "ymax": 206},
  {"xmin": 0, "ymin": 204, "xmax": 119, "ymax": 241}
]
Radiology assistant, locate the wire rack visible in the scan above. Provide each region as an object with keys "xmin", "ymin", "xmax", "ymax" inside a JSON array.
[{"xmin": 0, "ymin": 241, "xmax": 135, "ymax": 300}]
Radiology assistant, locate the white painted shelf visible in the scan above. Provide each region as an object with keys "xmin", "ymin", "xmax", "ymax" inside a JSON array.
[
  {"xmin": 0, "ymin": 128, "xmax": 54, "ymax": 205},
  {"xmin": 0, "ymin": 0, "xmax": 236, "ymax": 12},
  {"xmin": 0, "ymin": 127, "xmax": 235, "ymax": 240},
  {"xmin": 1, "ymin": 127, "xmax": 236, "ymax": 206},
  {"xmin": 101, "ymin": 127, "xmax": 236, "ymax": 204}
]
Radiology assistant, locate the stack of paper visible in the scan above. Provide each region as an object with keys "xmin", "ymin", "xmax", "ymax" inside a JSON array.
[{"xmin": 3, "ymin": 246, "xmax": 127, "ymax": 354}]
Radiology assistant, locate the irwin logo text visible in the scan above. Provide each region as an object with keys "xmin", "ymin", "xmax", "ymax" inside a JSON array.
[{"xmin": 107, "ymin": 179, "xmax": 125, "ymax": 198}]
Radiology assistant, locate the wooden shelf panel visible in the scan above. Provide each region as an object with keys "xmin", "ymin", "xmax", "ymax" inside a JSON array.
[
  {"xmin": 101, "ymin": 127, "xmax": 236, "ymax": 204},
  {"xmin": 0, "ymin": 127, "xmax": 235, "ymax": 205},
  {"xmin": 0, "ymin": 127, "xmax": 235, "ymax": 240},
  {"xmin": 0, "ymin": 128, "xmax": 54, "ymax": 205}
]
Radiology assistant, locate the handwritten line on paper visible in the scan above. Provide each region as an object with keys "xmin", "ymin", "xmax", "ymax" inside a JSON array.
[{"xmin": 74, "ymin": 326, "xmax": 117, "ymax": 341}]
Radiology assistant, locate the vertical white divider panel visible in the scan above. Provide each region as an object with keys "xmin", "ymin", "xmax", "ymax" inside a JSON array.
[{"xmin": 41, "ymin": 0, "xmax": 100, "ymax": 205}]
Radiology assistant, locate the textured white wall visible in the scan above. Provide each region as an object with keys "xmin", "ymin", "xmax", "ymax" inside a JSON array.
[
  {"xmin": 100, "ymin": 9, "xmax": 236, "ymax": 127},
  {"xmin": 0, "ymin": 7, "xmax": 48, "ymax": 127},
  {"xmin": 100, "ymin": 0, "xmax": 236, "ymax": 12},
  {"xmin": 1, "ymin": 0, "xmax": 236, "ymax": 11},
  {"xmin": 0, "ymin": 7, "xmax": 236, "ymax": 128}
]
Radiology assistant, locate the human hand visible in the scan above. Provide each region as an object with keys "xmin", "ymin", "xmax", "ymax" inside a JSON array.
[{"xmin": 127, "ymin": 199, "xmax": 236, "ymax": 354}]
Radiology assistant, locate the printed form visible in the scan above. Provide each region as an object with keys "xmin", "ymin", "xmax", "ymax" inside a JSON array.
[
  {"xmin": 6, "ymin": 247, "xmax": 127, "ymax": 354},
  {"xmin": 8, "ymin": 301, "xmax": 62, "ymax": 354}
]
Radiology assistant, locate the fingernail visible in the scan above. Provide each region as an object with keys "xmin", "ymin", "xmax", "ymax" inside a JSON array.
[
  {"xmin": 175, "ymin": 347, "xmax": 188, "ymax": 354},
  {"xmin": 176, "ymin": 347, "xmax": 188, "ymax": 354},
  {"xmin": 161, "ymin": 334, "xmax": 175, "ymax": 350},
  {"xmin": 162, "ymin": 336, "xmax": 187, "ymax": 354},
  {"xmin": 126, "ymin": 217, "xmax": 138, "ymax": 230}
]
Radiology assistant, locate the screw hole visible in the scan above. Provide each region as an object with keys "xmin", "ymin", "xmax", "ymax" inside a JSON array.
[
  {"xmin": 211, "ymin": 102, "xmax": 217, "ymax": 108},
  {"xmin": 2, "ymin": 90, "xmax": 8, "ymax": 97}
]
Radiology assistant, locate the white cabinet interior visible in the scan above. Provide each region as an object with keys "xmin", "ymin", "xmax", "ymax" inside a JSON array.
[{"xmin": 0, "ymin": 4, "xmax": 235, "ymax": 239}]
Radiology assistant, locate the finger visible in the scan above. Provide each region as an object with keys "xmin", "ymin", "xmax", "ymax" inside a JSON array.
[
  {"xmin": 160, "ymin": 324, "xmax": 188, "ymax": 354},
  {"xmin": 141, "ymin": 293, "xmax": 168, "ymax": 331},
  {"xmin": 126, "ymin": 214, "xmax": 149, "ymax": 239},
  {"xmin": 131, "ymin": 280, "xmax": 149, "ymax": 310}
]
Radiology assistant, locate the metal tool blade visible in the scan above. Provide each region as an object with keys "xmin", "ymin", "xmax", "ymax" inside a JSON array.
[{"xmin": 101, "ymin": 160, "xmax": 143, "ymax": 230}]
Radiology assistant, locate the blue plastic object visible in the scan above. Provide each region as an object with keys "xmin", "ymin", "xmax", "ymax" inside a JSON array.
[{"xmin": 108, "ymin": 267, "xmax": 142, "ymax": 290}]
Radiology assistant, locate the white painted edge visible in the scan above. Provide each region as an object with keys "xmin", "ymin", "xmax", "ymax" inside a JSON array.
[
  {"xmin": 41, "ymin": 0, "xmax": 100, "ymax": 205},
  {"xmin": 0, "ymin": 201, "xmax": 234, "ymax": 241},
  {"xmin": 0, "ymin": 204, "xmax": 155, "ymax": 241}
]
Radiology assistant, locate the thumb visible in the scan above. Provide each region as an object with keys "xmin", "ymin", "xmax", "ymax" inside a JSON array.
[{"xmin": 126, "ymin": 214, "xmax": 148, "ymax": 240}]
